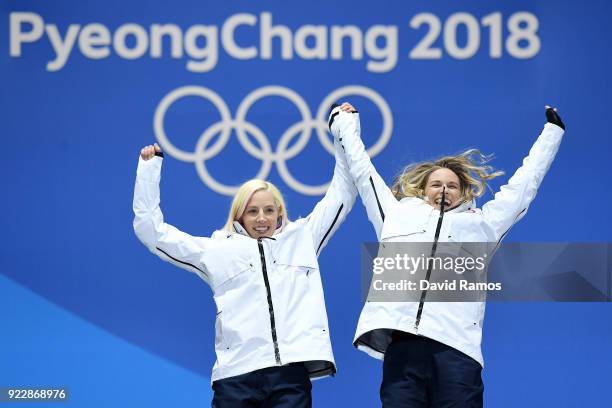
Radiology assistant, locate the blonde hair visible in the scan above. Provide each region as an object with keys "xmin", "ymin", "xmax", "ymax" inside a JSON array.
[
  {"xmin": 223, "ymin": 179, "xmax": 289, "ymax": 232},
  {"xmin": 390, "ymin": 149, "xmax": 505, "ymax": 202}
]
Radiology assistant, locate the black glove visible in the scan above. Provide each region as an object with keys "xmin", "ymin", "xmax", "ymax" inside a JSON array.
[{"xmin": 545, "ymin": 106, "xmax": 565, "ymax": 130}]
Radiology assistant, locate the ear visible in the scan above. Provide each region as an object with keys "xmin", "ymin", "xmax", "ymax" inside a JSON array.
[{"xmin": 276, "ymin": 216, "xmax": 283, "ymax": 229}]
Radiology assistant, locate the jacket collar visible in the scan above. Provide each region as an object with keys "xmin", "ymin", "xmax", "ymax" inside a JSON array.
[
  {"xmin": 232, "ymin": 221, "xmax": 249, "ymax": 236},
  {"xmin": 400, "ymin": 196, "xmax": 475, "ymax": 213},
  {"xmin": 445, "ymin": 199, "xmax": 475, "ymax": 213},
  {"xmin": 232, "ymin": 221, "xmax": 284, "ymax": 238}
]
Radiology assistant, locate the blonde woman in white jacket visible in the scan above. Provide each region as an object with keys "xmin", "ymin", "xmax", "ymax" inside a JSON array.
[
  {"xmin": 328, "ymin": 103, "xmax": 565, "ymax": 407},
  {"xmin": 133, "ymin": 129, "xmax": 356, "ymax": 407}
]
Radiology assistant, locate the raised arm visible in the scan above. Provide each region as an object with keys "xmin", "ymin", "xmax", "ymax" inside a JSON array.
[
  {"xmin": 481, "ymin": 107, "xmax": 565, "ymax": 242},
  {"xmin": 328, "ymin": 103, "xmax": 398, "ymax": 240},
  {"xmin": 133, "ymin": 144, "xmax": 211, "ymax": 283},
  {"xmin": 303, "ymin": 120, "xmax": 358, "ymax": 256}
]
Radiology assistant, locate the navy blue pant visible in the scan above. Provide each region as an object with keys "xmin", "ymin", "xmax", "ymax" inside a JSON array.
[
  {"xmin": 212, "ymin": 364, "xmax": 312, "ymax": 408},
  {"xmin": 381, "ymin": 332, "xmax": 483, "ymax": 408}
]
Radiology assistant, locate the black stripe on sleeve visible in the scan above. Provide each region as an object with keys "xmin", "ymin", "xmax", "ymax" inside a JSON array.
[
  {"xmin": 493, "ymin": 208, "xmax": 527, "ymax": 252},
  {"xmin": 369, "ymin": 176, "xmax": 385, "ymax": 222},
  {"xmin": 328, "ymin": 111, "xmax": 340, "ymax": 131},
  {"xmin": 317, "ymin": 204, "xmax": 344, "ymax": 254},
  {"xmin": 156, "ymin": 246, "xmax": 206, "ymax": 275}
]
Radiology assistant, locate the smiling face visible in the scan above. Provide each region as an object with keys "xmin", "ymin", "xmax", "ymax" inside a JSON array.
[
  {"xmin": 240, "ymin": 190, "xmax": 280, "ymax": 238},
  {"xmin": 424, "ymin": 168, "xmax": 463, "ymax": 210}
]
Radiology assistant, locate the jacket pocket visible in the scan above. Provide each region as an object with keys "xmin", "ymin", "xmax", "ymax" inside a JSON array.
[
  {"xmin": 213, "ymin": 263, "xmax": 253, "ymax": 289},
  {"xmin": 380, "ymin": 228, "xmax": 426, "ymax": 242},
  {"xmin": 273, "ymin": 245, "xmax": 319, "ymax": 271}
]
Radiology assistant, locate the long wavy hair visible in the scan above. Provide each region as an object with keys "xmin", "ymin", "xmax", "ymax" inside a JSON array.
[{"xmin": 390, "ymin": 149, "xmax": 505, "ymax": 202}]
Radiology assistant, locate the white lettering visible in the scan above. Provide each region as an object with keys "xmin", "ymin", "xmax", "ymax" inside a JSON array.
[
  {"xmin": 185, "ymin": 25, "xmax": 218, "ymax": 72},
  {"xmin": 330, "ymin": 25, "xmax": 363, "ymax": 60},
  {"xmin": 373, "ymin": 257, "xmax": 384, "ymax": 275},
  {"xmin": 294, "ymin": 25, "xmax": 327, "ymax": 59},
  {"xmin": 383, "ymin": 257, "xmax": 395, "ymax": 271},
  {"xmin": 222, "ymin": 13, "xmax": 257, "ymax": 59},
  {"xmin": 79, "ymin": 24, "xmax": 111, "ymax": 59},
  {"xmin": 10, "ymin": 12, "xmax": 44, "ymax": 56},
  {"xmin": 365, "ymin": 25, "xmax": 397, "ymax": 73},
  {"xmin": 114, "ymin": 23, "xmax": 148, "ymax": 59},
  {"xmin": 8, "ymin": 12, "xmax": 438, "ymax": 74},
  {"xmin": 46, "ymin": 24, "xmax": 80, "ymax": 71},
  {"xmin": 260, "ymin": 12, "xmax": 292, "ymax": 59},
  {"xmin": 420, "ymin": 280, "xmax": 457, "ymax": 291},
  {"xmin": 150, "ymin": 24, "xmax": 183, "ymax": 58}
]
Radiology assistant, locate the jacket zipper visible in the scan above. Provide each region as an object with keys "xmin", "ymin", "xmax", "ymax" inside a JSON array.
[
  {"xmin": 257, "ymin": 238, "xmax": 282, "ymax": 365},
  {"xmin": 414, "ymin": 196, "xmax": 446, "ymax": 332}
]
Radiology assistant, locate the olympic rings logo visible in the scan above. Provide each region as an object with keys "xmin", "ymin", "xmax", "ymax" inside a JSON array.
[{"xmin": 153, "ymin": 85, "xmax": 393, "ymax": 195}]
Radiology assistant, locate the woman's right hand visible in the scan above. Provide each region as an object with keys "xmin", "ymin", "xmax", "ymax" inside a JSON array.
[
  {"xmin": 140, "ymin": 143, "xmax": 162, "ymax": 160},
  {"xmin": 340, "ymin": 102, "xmax": 357, "ymax": 113}
]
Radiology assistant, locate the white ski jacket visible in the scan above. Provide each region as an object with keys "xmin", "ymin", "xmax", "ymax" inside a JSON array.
[
  {"xmin": 133, "ymin": 138, "xmax": 356, "ymax": 382},
  {"xmin": 329, "ymin": 107, "xmax": 564, "ymax": 366}
]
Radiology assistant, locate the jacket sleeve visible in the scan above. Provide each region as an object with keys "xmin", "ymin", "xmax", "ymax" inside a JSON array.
[
  {"xmin": 329, "ymin": 108, "xmax": 398, "ymax": 240},
  {"xmin": 481, "ymin": 123, "xmax": 565, "ymax": 242},
  {"xmin": 304, "ymin": 132, "xmax": 358, "ymax": 256},
  {"xmin": 133, "ymin": 156, "xmax": 211, "ymax": 284}
]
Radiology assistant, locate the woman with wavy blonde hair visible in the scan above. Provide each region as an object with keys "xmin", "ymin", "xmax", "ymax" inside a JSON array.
[
  {"xmin": 390, "ymin": 149, "xmax": 505, "ymax": 204},
  {"xmin": 329, "ymin": 103, "xmax": 565, "ymax": 408},
  {"xmin": 133, "ymin": 136, "xmax": 356, "ymax": 406}
]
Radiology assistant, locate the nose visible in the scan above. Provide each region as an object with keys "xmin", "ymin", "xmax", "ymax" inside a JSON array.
[
  {"xmin": 436, "ymin": 187, "xmax": 447, "ymax": 202},
  {"xmin": 256, "ymin": 210, "xmax": 266, "ymax": 223}
]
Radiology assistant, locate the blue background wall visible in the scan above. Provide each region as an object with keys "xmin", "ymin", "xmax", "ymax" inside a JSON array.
[{"xmin": 1, "ymin": 1, "xmax": 611, "ymax": 406}]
